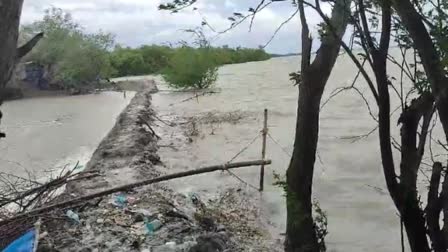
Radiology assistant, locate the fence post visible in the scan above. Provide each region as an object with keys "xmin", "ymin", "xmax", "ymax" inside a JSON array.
[{"xmin": 259, "ymin": 108, "xmax": 268, "ymax": 191}]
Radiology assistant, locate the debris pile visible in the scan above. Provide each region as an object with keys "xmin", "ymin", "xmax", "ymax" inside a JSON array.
[{"xmin": 38, "ymin": 186, "xmax": 270, "ymax": 251}]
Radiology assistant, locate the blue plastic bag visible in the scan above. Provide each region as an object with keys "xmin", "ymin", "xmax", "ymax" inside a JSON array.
[{"xmin": 3, "ymin": 229, "xmax": 37, "ymax": 252}]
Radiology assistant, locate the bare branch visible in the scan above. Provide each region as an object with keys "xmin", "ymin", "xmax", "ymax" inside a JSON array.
[
  {"xmin": 263, "ymin": 6, "xmax": 300, "ymax": 48},
  {"xmin": 320, "ymin": 58, "xmax": 366, "ymax": 110},
  {"xmin": 298, "ymin": 0, "xmax": 311, "ymax": 69},
  {"xmin": 249, "ymin": 0, "xmax": 266, "ymax": 32},
  {"xmin": 357, "ymin": 0, "xmax": 375, "ymax": 51}
]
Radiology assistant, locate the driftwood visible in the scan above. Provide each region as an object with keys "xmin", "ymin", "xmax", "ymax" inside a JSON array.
[{"xmin": 0, "ymin": 159, "xmax": 271, "ymax": 226}]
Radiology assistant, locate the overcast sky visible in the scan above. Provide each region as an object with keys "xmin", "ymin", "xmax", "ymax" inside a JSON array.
[{"xmin": 21, "ymin": 0, "xmax": 328, "ymax": 54}]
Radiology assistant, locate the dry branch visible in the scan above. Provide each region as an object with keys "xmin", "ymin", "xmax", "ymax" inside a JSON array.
[{"xmin": 0, "ymin": 159, "xmax": 271, "ymax": 226}]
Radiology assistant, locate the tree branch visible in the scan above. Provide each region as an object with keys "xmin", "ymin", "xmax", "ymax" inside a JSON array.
[
  {"xmin": 298, "ymin": 0, "xmax": 311, "ymax": 70},
  {"xmin": 358, "ymin": 0, "xmax": 375, "ymax": 51},
  {"xmin": 16, "ymin": 32, "xmax": 44, "ymax": 59},
  {"xmin": 303, "ymin": 0, "xmax": 379, "ymax": 103}
]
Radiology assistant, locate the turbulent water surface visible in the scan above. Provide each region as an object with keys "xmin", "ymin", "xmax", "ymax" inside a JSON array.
[
  {"xmin": 0, "ymin": 91, "xmax": 134, "ymax": 177},
  {"xmin": 151, "ymin": 53, "xmax": 433, "ymax": 252},
  {"xmin": 2, "ymin": 53, "xmax": 442, "ymax": 251}
]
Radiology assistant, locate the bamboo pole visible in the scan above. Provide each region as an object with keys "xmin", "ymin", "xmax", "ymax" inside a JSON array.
[
  {"xmin": 259, "ymin": 109, "xmax": 268, "ymax": 191},
  {"xmin": 0, "ymin": 159, "xmax": 271, "ymax": 226}
]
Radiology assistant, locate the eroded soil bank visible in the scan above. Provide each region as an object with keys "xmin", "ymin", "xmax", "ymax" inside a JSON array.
[{"xmin": 38, "ymin": 84, "xmax": 280, "ymax": 251}]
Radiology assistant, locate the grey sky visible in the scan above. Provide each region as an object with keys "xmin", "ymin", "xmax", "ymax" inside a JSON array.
[{"xmin": 21, "ymin": 0, "xmax": 326, "ymax": 54}]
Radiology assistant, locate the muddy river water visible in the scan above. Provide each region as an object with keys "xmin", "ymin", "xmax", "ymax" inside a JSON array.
[
  {"xmin": 152, "ymin": 54, "xmax": 418, "ymax": 252},
  {"xmin": 0, "ymin": 92, "xmax": 135, "ymax": 176},
  {"xmin": 1, "ymin": 53, "xmax": 438, "ymax": 251}
]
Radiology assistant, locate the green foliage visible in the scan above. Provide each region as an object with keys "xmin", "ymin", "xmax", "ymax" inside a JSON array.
[
  {"xmin": 109, "ymin": 45, "xmax": 173, "ymax": 77},
  {"xmin": 108, "ymin": 43, "xmax": 269, "ymax": 90},
  {"xmin": 389, "ymin": 0, "xmax": 448, "ymax": 94},
  {"xmin": 162, "ymin": 46, "xmax": 218, "ymax": 89},
  {"xmin": 22, "ymin": 7, "xmax": 115, "ymax": 88},
  {"xmin": 108, "ymin": 44, "xmax": 269, "ymax": 80},
  {"xmin": 211, "ymin": 46, "xmax": 271, "ymax": 65},
  {"xmin": 313, "ymin": 200, "xmax": 328, "ymax": 252},
  {"xmin": 110, "ymin": 47, "xmax": 151, "ymax": 77},
  {"xmin": 21, "ymin": 8, "xmax": 270, "ymax": 90}
]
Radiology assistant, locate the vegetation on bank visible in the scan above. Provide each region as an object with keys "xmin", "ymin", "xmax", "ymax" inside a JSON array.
[
  {"xmin": 110, "ymin": 44, "xmax": 270, "ymax": 78},
  {"xmin": 21, "ymin": 8, "xmax": 116, "ymax": 89},
  {"xmin": 20, "ymin": 8, "xmax": 270, "ymax": 91}
]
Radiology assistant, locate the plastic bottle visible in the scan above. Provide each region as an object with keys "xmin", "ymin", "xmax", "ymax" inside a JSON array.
[{"xmin": 66, "ymin": 210, "xmax": 80, "ymax": 224}]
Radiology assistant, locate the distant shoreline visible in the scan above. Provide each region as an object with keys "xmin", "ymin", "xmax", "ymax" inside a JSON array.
[
  {"xmin": 270, "ymin": 53, "xmax": 301, "ymax": 58},
  {"xmin": 1, "ymin": 78, "xmax": 158, "ymax": 102}
]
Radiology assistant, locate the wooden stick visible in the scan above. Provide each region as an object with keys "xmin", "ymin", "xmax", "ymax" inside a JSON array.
[
  {"xmin": 259, "ymin": 109, "xmax": 268, "ymax": 191},
  {"xmin": 0, "ymin": 159, "xmax": 271, "ymax": 226}
]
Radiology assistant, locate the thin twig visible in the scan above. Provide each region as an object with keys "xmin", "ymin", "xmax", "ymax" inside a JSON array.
[{"xmin": 262, "ymin": 6, "xmax": 300, "ymax": 48}]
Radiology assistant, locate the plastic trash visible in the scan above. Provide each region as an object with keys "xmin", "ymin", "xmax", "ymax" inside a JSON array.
[
  {"xmin": 66, "ymin": 210, "xmax": 80, "ymax": 224},
  {"xmin": 112, "ymin": 193, "xmax": 127, "ymax": 208},
  {"xmin": 165, "ymin": 241, "xmax": 176, "ymax": 246},
  {"xmin": 189, "ymin": 192, "xmax": 200, "ymax": 205},
  {"xmin": 127, "ymin": 196, "xmax": 137, "ymax": 205},
  {"xmin": 151, "ymin": 241, "xmax": 197, "ymax": 252},
  {"xmin": 3, "ymin": 229, "xmax": 37, "ymax": 252},
  {"xmin": 144, "ymin": 218, "xmax": 162, "ymax": 234}
]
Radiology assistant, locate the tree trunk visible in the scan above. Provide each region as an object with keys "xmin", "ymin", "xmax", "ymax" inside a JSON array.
[
  {"xmin": 401, "ymin": 196, "xmax": 431, "ymax": 252},
  {"xmin": 399, "ymin": 95, "xmax": 433, "ymax": 252},
  {"xmin": 286, "ymin": 77, "xmax": 324, "ymax": 252},
  {"xmin": 285, "ymin": 1, "xmax": 351, "ymax": 251},
  {"xmin": 0, "ymin": 0, "xmax": 26, "ymax": 139},
  {"xmin": 0, "ymin": 0, "xmax": 24, "ymax": 89},
  {"xmin": 427, "ymin": 163, "xmax": 446, "ymax": 252}
]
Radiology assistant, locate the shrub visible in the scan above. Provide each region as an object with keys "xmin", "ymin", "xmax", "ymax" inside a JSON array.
[{"xmin": 162, "ymin": 46, "xmax": 218, "ymax": 89}]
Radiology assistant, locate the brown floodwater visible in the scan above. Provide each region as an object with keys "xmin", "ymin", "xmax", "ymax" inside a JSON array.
[
  {"xmin": 1, "ymin": 52, "xmax": 444, "ymax": 251},
  {"xmin": 151, "ymin": 52, "xmax": 445, "ymax": 251},
  {"xmin": 0, "ymin": 91, "xmax": 134, "ymax": 177}
]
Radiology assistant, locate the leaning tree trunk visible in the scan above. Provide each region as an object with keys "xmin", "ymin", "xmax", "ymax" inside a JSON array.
[
  {"xmin": 285, "ymin": 1, "xmax": 351, "ymax": 251},
  {"xmin": 0, "ymin": 0, "xmax": 25, "ymax": 138},
  {"xmin": 0, "ymin": 0, "xmax": 24, "ymax": 89},
  {"xmin": 0, "ymin": 0, "xmax": 42, "ymax": 139}
]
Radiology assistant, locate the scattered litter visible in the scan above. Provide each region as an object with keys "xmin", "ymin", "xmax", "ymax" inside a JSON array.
[
  {"xmin": 111, "ymin": 193, "xmax": 138, "ymax": 208},
  {"xmin": 189, "ymin": 192, "xmax": 205, "ymax": 208},
  {"xmin": 151, "ymin": 241, "xmax": 198, "ymax": 252},
  {"xmin": 145, "ymin": 218, "xmax": 162, "ymax": 234},
  {"xmin": 66, "ymin": 210, "xmax": 80, "ymax": 224},
  {"xmin": 165, "ymin": 241, "xmax": 176, "ymax": 246},
  {"xmin": 189, "ymin": 192, "xmax": 200, "ymax": 205},
  {"xmin": 127, "ymin": 196, "xmax": 137, "ymax": 205},
  {"xmin": 112, "ymin": 193, "xmax": 127, "ymax": 208}
]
